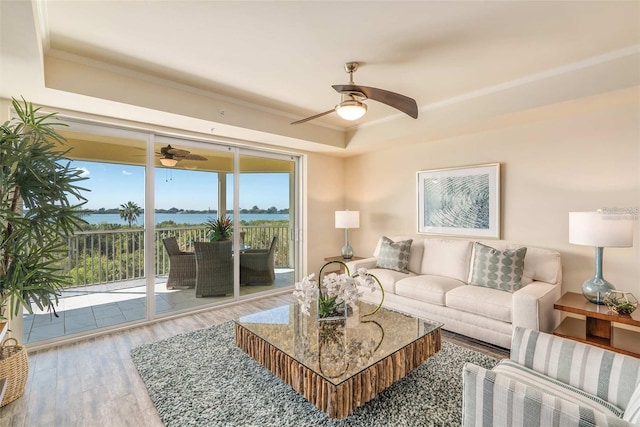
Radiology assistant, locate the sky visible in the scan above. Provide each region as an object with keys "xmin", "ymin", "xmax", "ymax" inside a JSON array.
[{"xmin": 72, "ymin": 161, "xmax": 290, "ymax": 211}]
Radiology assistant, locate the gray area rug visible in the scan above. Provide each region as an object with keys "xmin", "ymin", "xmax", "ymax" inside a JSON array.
[{"xmin": 131, "ymin": 322, "xmax": 499, "ymax": 427}]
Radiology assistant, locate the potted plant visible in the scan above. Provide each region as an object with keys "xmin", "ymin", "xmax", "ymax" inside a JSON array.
[
  {"xmin": 205, "ymin": 216, "xmax": 233, "ymax": 241},
  {"xmin": 0, "ymin": 98, "xmax": 88, "ymax": 405}
]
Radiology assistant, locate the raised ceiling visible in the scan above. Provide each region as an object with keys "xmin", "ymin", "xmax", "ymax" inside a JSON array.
[
  {"xmin": 38, "ymin": 1, "xmax": 639, "ymax": 129},
  {"xmin": 0, "ymin": 1, "xmax": 637, "ymax": 155}
]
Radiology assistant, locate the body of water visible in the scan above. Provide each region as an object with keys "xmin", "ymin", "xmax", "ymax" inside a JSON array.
[{"xmin": 82, "ymin": 212, "xmax": 289, "ymax": 226}]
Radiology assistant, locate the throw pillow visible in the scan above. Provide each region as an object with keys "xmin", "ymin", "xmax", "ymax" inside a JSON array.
[
  {"xmin": 376, "ymin": 236, "xmax": 413, "ymax": 273},
  {"xmin": 623, "ymin": 383, "xmax": 640, "ymax": 423},
  {"xmin": 468, "ymin": 242, "xmax": 527, "ymax": 292}
]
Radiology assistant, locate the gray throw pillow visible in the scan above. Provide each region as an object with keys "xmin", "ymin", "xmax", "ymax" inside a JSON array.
[
  {"xmin": 376, "ymin": 236, "xmax": 413, "ymax": 273},
  {"xmin": 468, "ymin": 242, "xmax": 527, "ymax": 292}
]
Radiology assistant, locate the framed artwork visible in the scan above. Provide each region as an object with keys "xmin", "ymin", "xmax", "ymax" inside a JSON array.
[{"xmin": 417, "ymin": 163, "xmax": 500, "ymax": 238}]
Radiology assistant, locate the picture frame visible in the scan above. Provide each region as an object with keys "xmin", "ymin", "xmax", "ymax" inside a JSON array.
[{"xmin": 417, "ymin": 163, "xmax": 500, "ymax": 238}]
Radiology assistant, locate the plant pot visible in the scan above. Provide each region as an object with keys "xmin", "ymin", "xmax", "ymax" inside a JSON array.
[{"xmin": 0, "ymin": 338, "xmax": 29, "ymax": 407}]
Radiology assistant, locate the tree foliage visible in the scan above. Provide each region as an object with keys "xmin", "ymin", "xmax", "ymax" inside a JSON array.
[
  {"xmin": 0, "ymin": 98, "xmax": 88, "ymax": 319},
  {"xmin": 119, "ymin": 201, "xmax": 142, "ymax": 227}
]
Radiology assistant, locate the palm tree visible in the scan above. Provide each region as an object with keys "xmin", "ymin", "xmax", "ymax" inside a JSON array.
[{"xmin": 119, "ymin": 201, "xmax": 142, "ymax": 227}]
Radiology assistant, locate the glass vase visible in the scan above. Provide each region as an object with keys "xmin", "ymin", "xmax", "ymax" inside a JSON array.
[{"xmin": 317, "ymin": 291, "xmax": 347, "ymax": 323}]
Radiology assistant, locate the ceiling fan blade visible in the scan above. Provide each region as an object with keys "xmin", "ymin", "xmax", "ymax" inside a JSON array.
[
  {"xmin": 291, "ymin": 109, "xmax": 335, "ymax": 125},
  {"xmin": 333, "ymin": 84, "xmax": 418, "ymax": 119},
  {"xmin": 166, "ymin": 147, "xmax": 190, "ymax": 157},
  {"xmin": 182, "ymin": 154, "xmax": 207, "ymax": 161}
]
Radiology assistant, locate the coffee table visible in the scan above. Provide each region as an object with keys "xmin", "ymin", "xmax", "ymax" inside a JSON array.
[{"xmin": 234, "ymin": 302, "xmax": 442, "ymax": 419}]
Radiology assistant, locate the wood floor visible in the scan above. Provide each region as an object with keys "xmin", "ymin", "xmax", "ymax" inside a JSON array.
[{"xmin": 0, "ymin": 294, "xmax": 509, "ymax": 427}]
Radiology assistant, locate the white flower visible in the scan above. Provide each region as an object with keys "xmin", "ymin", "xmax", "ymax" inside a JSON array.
[
  {"xmin": 293, "ymin": 263, "xmax": 382, "ymax": 316},
  {"xmin": 355, "ymin": 268, "xmax": 377, "ymax": 293},
  {"xmin": 293, "ymin": 273, "xmax": 317, "ymax": 316}
]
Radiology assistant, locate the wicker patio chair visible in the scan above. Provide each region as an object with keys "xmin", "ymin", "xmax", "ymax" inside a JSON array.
[
  {"xmin": 163, "ymin": 237, "xmax": 196, "ymax": 289},
  {"xmin": 194, "ymin": 240, "xmax": 233, "ymax": 297},
  {"xmin": 240, "ymin": 235, "xmax": 277, "ymax": 285}
]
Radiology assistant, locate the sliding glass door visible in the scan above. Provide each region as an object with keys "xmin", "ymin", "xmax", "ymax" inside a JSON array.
[
  {"xmin": 22, "ymin": 120, "xmax": 301, "ymax": 346},
  {"xmin": 23, "ymin": 123, "xmax": 149, "ymax": 344},
  {"xmin": 153, "ymin": 137, "xmax": 236, "ymax": 315},
  {"xmin": 236, "ymin": 150, "xmax": 297, "ymax": 293}
]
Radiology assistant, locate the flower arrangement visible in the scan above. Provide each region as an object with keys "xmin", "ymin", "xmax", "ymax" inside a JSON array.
[
  {"xmin": 206, "ymin": 216, "xmax": 233, "ymax": 241},
  {"xmin": 293, "ymin": 261, "xmax": 384, "ymax": 319},
  {"xmin": 604, "ymin": 291, "xmax": 638, "ymax": 315}
]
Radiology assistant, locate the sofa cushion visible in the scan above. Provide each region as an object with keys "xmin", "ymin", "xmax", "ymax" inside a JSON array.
[
  {"xmin": 420, "ymin": 239, "xmax": 473, "ymax": 282},
  {"xmin": 395, "ymin": 275, "xmax": 466, "ymax": 306},
  {"xmin": 468, "ymin": 242, "xmax": 527, "ymax": 292},
  {"xmin": 446, "ymin": 285, "xmax": 512, "ymax": 322},
  {"xmin": 623, "ymin": 384, "xmax": 640, "ymax": 422},
  {"xmin": 479, "ymin": 240, "xmax": 562, "ymax": 285},
  {"xmin": 373, "ymin": 236, "xmax": 424, "ymax": 274},
  {"xmin": 493, "ymin": 359, "xmax": 625, "ymax": 418},
  {"xmin": 364, "ymin": 268, "xmax": 413, "ymax": 294},
  {"xmin": 376, "ymin": 236, "xmax": 413, "ymax": 273}
]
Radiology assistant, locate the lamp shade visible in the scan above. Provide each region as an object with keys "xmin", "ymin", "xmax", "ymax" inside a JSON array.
[
  {"xmin": 159, "ymin": 157, "xmax": 178, "ymax": 167},
  {"xmin": 335, "ymin": 211, "xmax": 360, "ymax": 229},
  {"xmin": 569, "ymin": 211, "xmax": 634, "ymax": 248},
  {"xmin": 335, "ymin": 101, "xmax": 367, "ymax": 121}
]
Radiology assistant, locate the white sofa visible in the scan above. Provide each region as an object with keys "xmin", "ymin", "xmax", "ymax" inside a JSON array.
[{"xmin": 347, "ymin": 236, "xmax": 562, "ymax": 349}]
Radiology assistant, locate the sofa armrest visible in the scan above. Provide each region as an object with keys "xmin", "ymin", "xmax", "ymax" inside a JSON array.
[
  {"xmin": 510, "ymin": 328, "xmax": 640, "ymax": 412},
  {"xmin": 463, "ymin": 363, "xmax": 633, "ymax": 427},
  {"xmin": 345, "ymin": 257, "xmax": 378, "ymax": 272},
  {"xmin": 512, "ymin": 282, "xmax": 561, "ymax": 333}
]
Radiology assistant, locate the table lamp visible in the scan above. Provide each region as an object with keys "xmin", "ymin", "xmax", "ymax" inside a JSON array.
[
  {"xmin": 335, "ymin": 210, "xmax": 360, "ymax": 259},
  {"xmin": 569, "ymin": 211, "xmax": 634, "ymax": 304}
]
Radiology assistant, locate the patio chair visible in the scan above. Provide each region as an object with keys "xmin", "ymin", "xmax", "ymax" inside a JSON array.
[
  {"xmin": 163, "ymin": 237, "xmax": 196, "ymax": 289},
  {"xmin": 194, "ymin": 240, "xmax": 233, "ymax": 297},
  {"xmin": 240, "ymin": 235, "xmax": 277, "ymax": 285}
]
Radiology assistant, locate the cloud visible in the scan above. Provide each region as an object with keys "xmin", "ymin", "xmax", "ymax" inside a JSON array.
[
  {"xmin": 77, "ymin": 167, "xmax": 90, "ymax": 177},
  {"xmin": 122, "ymin": 170, "xmax": 133, "ymax": 176}
]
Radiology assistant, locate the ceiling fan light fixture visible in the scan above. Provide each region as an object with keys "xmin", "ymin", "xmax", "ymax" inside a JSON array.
[
  {"xmin": 335, "ymin": 100, "xmax": 367, "ymax": 121},
  {"xmin": 159, "ymin": 157, "xmax": 178, "ymax": 167}
]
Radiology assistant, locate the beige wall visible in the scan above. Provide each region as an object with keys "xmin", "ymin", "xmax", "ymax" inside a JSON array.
[
  {"xmin": 305, "ymin": 152, "xmax": 347, "ymax": 274},
  {"xmin": 344, "ymin": 91, "xmax": 640, "ymax": 297}
]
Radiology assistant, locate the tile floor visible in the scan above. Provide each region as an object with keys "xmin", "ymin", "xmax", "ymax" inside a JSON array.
[{"xmin": 23, "ymin": 269, "xmax": 294, "ymax": 344}]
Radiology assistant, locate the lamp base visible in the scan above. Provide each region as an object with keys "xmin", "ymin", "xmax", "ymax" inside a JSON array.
[
  {"xmin": 341, "ymin": 244, "xmax": 353, "ymax": 260},
  {"xmin": 582, "ymin": 276, "xmax": 615, "ymax": 305}
]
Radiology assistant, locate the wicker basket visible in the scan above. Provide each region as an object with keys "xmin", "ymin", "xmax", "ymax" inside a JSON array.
[{"xmin": 0, "ymin": 338, "xmax": 29, "ymax": 407}]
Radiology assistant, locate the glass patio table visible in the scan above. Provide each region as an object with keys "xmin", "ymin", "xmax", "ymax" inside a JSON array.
[{"xmin": 234, "ymin": 301, "xmax": 442, "ymax": 419}]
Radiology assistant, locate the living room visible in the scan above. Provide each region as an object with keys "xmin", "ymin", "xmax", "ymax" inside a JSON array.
[{"xmin": 1, "ymin": 1, "xmax": 639, "ymax": 426}]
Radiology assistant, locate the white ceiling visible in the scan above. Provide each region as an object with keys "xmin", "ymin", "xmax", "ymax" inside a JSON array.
[{"xmin": 37, "ymin": 0, "xmax": 640, "ymax": 129}]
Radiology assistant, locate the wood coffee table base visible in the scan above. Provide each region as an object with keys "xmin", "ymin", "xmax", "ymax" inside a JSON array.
[{"xmin": 235, "ymin": 323, "xmax": 442, "ymax": 419}]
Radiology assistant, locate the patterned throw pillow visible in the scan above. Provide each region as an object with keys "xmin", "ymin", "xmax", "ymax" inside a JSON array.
[
  {"xmin": 376, "ymin": 236, "xmax": 413, "ymax": 273},
  {"xmin": 468, "ymin": 242, "xmax": 527, "ymax": 292}
]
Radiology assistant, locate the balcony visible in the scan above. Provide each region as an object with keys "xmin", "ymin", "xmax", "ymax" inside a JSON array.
[{"xmin": 23, "ymin": 225, "xmax": 294, "ymax": 345}]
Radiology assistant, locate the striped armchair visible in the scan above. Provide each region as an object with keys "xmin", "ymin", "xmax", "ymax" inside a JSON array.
[{"xmin": 463, "ymin": 327, "xmax": 640, "ymax": 427}]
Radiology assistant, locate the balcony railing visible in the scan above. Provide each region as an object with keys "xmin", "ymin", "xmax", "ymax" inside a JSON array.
[{"xmin": 64, "ymin": 225, "xmax": 290, "ymax": 287}]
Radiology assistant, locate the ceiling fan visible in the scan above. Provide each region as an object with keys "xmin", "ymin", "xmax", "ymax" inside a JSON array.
[
  {"xmin": 291, "ymin": 62, "xmax": 419, "ymax": 125},
  {"xmin": 158, "ymin": 145, "xmax": 207, "ymax": 167}
]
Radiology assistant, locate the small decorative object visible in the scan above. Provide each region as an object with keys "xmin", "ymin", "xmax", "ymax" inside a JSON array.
[
  {"xmin": 417, "ymin": 163, "xmax": 500, "ymax": 238},
  {"xmin": 293, "ymin": 261, "xmax": 384, "ymax": 321},
  {"xmin": 205, "ymin": 216, "xmax": 233, "ymax": 241},
  {"xmin": 569, "ymin": 211, "xmax": 635, "ymax": 304},
  {"xmin": 335, "ymin": 210, "xmax": 360, "ymax": 259},
  {"xmin": 604, "ymin": 291, "xmax": 638, "ymax": 315}
]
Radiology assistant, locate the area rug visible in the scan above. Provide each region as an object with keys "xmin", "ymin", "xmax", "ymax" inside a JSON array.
[{"xmin": 131, "ymin": 322, "xmax": 499, "ymax": 427}]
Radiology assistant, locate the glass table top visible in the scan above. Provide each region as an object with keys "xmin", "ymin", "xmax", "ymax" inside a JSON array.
[{"xmin": 235, "ymin": 301, "xmax": 442, "ymax": 385}]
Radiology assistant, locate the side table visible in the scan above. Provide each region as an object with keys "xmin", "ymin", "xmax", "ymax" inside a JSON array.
[
  {"xmin": 323, "ymin": 255, "xmax": 364, "ymax": 273},
  {"xmin": 553, "ymin": 292, "xmax": 640, "ymax": 358}
]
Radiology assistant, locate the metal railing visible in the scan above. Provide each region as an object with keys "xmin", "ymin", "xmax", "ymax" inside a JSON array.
[{"xmin": 65, "ymin": 225, "xmax": 290, "ymax": 287}]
